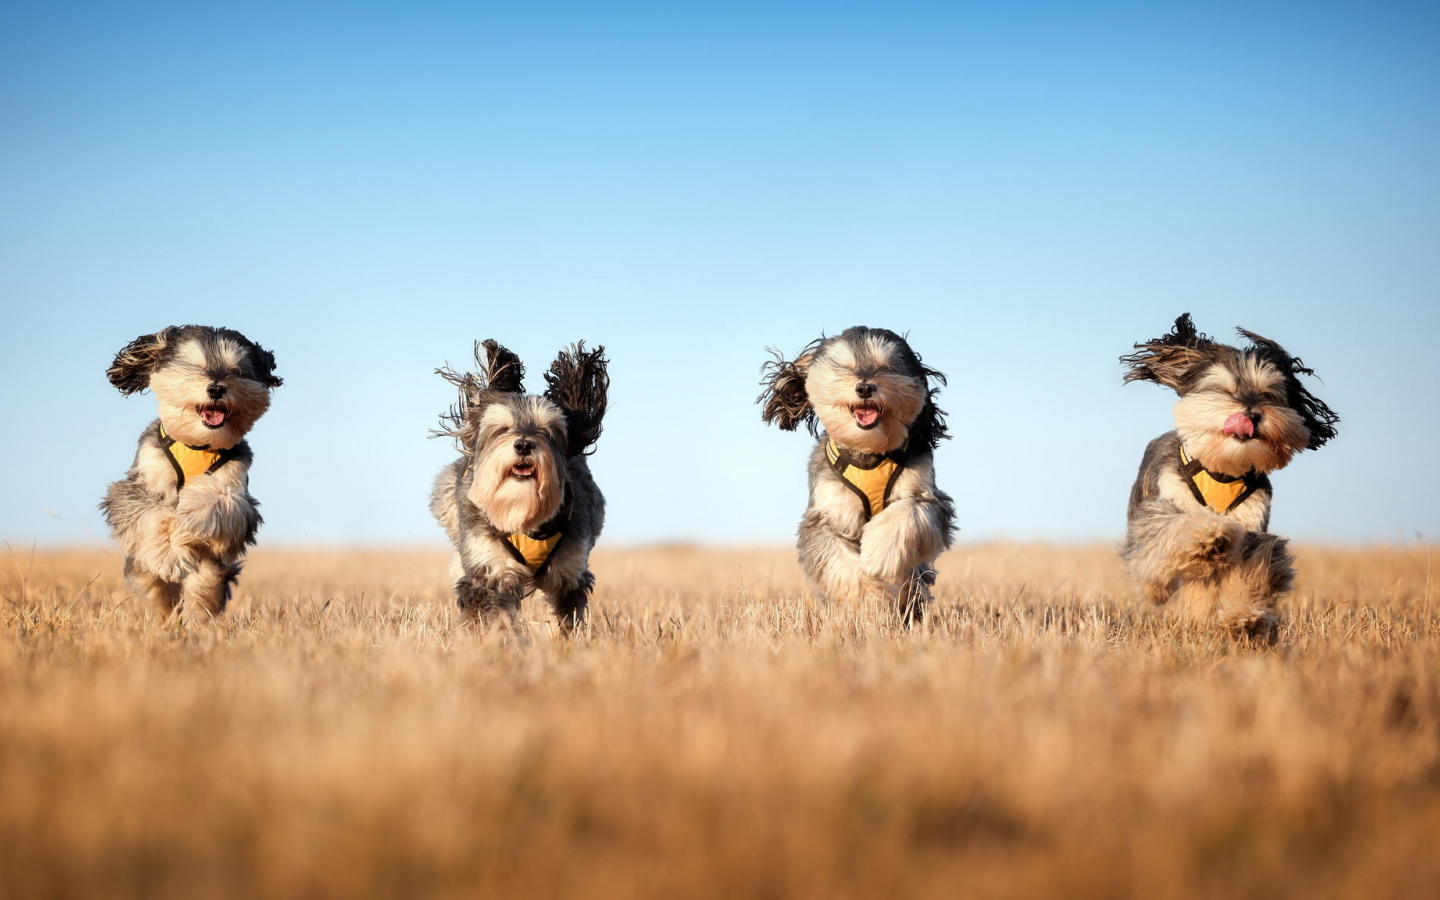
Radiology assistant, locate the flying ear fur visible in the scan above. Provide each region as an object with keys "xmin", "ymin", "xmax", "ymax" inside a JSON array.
[
  {"xmin": 1120, "ymin": 312, "xmax": 1216, "ymax": 392},
  {"xmin": 759, "ymin": 340, "xmax": 821, "ymax": 436},
  {"xmin": 251, "ymin": 342, "xmax": 283, "ymax": 389},
  {"xmin": 543, "ymin": 342, "xmax": 609, "ymax": 457},
  {"xmin": 1236, "ymin": 327, "xmax": 1340, "ymax": 450},
  {"xmin": 107, "ymin": 327, "xmax": 176, "ymax": 396},
  {"xmin": 432, "ymin": 339, "xmax": 526, "ymax": 454},
  {"xmin": 906, "ymin": 361, "xmax": 950, "ymax": 452}
]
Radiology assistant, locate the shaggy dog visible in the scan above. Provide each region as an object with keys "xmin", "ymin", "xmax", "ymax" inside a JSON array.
[
  {"xmin": 760, "ymin": 326, "xmax": 955, "ymax": 621},
  {"xmin": 1120, "ymin": 313, "xmax": 1339, "ymax": 639},
  {"xmin": 100, "ymin": 325, "xmax": 282, "ymax": 617},
  {"xmin": 429, "ymin": 340, "xmax": 608, "ymax": 633}
]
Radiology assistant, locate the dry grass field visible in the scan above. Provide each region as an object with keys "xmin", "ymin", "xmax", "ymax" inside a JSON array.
[{"xmin": 1, "ymin": 542, "xmax": 1437, "ymax": 899}]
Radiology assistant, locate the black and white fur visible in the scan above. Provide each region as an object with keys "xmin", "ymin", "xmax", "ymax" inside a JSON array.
[
  {"xmin": 100, "ymin": 325, "xmax": 282, "ymax": 618},
  {"xmin": 760, "ymin": 326, "xmax": 955, "ymax": 621},
  {"xmin": 1120, "ymin": 313, "xmax": 1339, "ymax": 638},
  {"xmin": 429, "ymin": 340, "xmax": 608, "ymax": 633}
]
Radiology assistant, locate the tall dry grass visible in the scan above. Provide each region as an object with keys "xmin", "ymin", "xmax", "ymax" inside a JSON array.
[{"xmin": 1, "ymin": 543, "xmax": 1437, "ymax": 899}]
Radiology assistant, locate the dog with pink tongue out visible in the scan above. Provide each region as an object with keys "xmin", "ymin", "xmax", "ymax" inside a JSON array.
[
  {"xmin": 101, "ymin": 326, "xmax": 282, "ymax": 619},
  {"xmin": 1119, "ymin": 314, "xmax": 1339, "ymax": 640}
]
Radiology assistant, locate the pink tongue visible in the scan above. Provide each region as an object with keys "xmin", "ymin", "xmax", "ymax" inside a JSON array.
[
  {"xmin": 854, "ymin": 408, "xmax": 879, "ymax": 427},
  {"xmin": 1223, "ymin": 412, "xmax": 1254, "ymax": 438},
  {"xmin": 202, "ymin": 409, "xmax": 227, "ymax": 427}
]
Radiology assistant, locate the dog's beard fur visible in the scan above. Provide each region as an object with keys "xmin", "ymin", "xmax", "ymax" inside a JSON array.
[
  {"xmin": 806, "ymin": 335, "xmax": 928, "ymax": 455},
  {"xmin": 147, "ymin": 338, "xmax": 272, "ymax": 450},
  {"xmin": 1174, "ymin": 358, "xmax": 1311, "ymax": 477},
  {"xmin": 466, "ymin": 400, "xmax": 567, "ymax": 534}
]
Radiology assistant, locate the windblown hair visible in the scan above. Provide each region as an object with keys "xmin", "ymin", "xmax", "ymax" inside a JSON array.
[
  {"xmin": 759, "ymin": 338, "xmax": 823, "ymax": 435},
  {"xmin": 108, "ymin": 328, "xmax": 177, "ymax": 395},
  {"xmin": 906, "ymin": 371, "xmax": 951, "ymax": 454},
  {"xmin": 759, "ymin": 328, "xmax": 949, "ymax": 452},
  {"xmin": 1121, "ymin": 313, "xmax": 1339, "ymax": 451},
  {"xmin": 434, "ymin": 340, "xmax": 528, "ymax": 456},
  {"xmin": 543, "ymin": 342, "xmax": 609, "ymax": 457},
  {"xmin": 1119, "ymin": 313, "xmax": 1217, "ymax": 393},
  {"xmin": 434, "ymin": 340, "xmax": 610, "ymax": 459},
  {"xmin": 107, "ymin": 325, "xmax": 282, "ymax": 396},
  {"xmin": 1235, "ymin": 327, "xmax": 1340, "ymax": 450}
]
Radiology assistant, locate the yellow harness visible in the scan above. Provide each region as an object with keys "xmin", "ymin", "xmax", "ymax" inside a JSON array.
[
  {"xmin": 505, "ymin": 532, "xmax": 561, "ymax": 573},
  {"xmin": 1179, "ymin": 443, "xmax": 1263, "ymax": 515},
  {"xmin": 826, "ymin": 438, "xmax": 906, "ymax": 519},
  {"xmin": 158, "ymin": 423, "xmax": 232, "ymax": 488}
]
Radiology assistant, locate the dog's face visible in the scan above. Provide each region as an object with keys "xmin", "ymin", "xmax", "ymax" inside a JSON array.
[
  {"xmin": 108, "ymin": 325, "xmax": 281, "ymax": 450},
  {"xmin": 466, "ymin": 395, "xmax": 569, "ymax": 534},
  {"xmin": 1123, "ymin": 314, "xmax": 1339, "ymax": 476},
  {"xmin": 436, "ymin": 339, "xmax": 609, "ymax": 534},
  {"xmin": 760, "ymin": 326, "xmax": 947, "ymax": 455}
]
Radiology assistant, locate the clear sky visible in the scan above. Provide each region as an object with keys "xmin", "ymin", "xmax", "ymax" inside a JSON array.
[{"xmin": 2, "ymin": 1, "xmax": 1437, "ymax": 547}]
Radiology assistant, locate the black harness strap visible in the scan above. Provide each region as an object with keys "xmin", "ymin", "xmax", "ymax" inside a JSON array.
[
  {"xmin": 827, "ymin": 440, "xmax": 907, "ymax": 521},
  {"xmin": 1178, "ymin": 445, "xmax": 1265, "ymax": 515},
  {"xmin": 157, "ymin": 422, "xmax": 236, "ymax": 489}
]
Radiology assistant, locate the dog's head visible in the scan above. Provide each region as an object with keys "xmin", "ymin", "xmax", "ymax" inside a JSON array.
[
  {"xmin": 760, "ymin": 326, "xmax": 948, "ymax": 455},
  {"xmin": 107, "ymin": 325, "xmax": 281, "ymax": 450},
  {"xmin": 1122, "ymin": 313, "xmax": 1339, "ymax": 476},
  {"xmin": 436, "ymin": 340, "xmax": 608, "ymax": 534}
]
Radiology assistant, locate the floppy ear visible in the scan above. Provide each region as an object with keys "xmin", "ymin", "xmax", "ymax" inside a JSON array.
[
  {"xmin": 477, "ymin": 339, "xmax": 525, "ymax": 394},
  {"xmin": 251, "ymin": 341, "xmax": 283, "ymax": 389},
  {"xmin": 107, "ymin": 327, "xmax": 176, "ymax": 396},
  {"xmin": 1120, "ymin": 313, "xmax": 1216, "ymax": 392},
  {"xmin": 906, "ymin": 361, "xmax": 950, "ymax": 452},
  {"xmin": 1237, "ymin": 327, "xmax": 1340, "ymax": 450},
  {"xmin": 543, "ymin": 342, "xmax": 609, "ymax": 457},
  {"xmin": 759, "ymin": 340, "xmax": 820, "ymax": 436},
  {"xmin": 432, "ymin": 340, "xmax": 526, "ymax": 454}
]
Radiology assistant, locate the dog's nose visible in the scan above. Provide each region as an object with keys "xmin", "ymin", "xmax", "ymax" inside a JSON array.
[
  {"xmin": 855, "ymin": 382, "xmax": 876, "ymax": 399},
  {"xmin": 513, "ymin": 437, "xmax": 535, "ymax": 455},
  {"xmin": 1246, "ymin": 410, "xmax": 1262, "ymax": 430},
  {"xmin": 206, "ymin": 383, "xmax": 227, "ymax": 400}
]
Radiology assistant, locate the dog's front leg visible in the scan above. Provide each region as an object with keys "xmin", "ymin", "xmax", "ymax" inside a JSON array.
[
  {"xmin": 173, "ymin": 472, "xmax": 261, "ymax": 557},
  {"xmin": 130, "ymin": 508, "xmax": 201, "ymax": 584},
  {"xmin": 1123, "ymin": 499, "xmax": 1247, "ymax": 604},
  {"xmin": 180, "ymin": 554, "xmax": 241, "ymax": 619},
  {"xmin": 798, "ymin": 513, "xmax": 886, "ymax": 605},
  {"xmin": 541, "ymin": 570, "xmax": 594, "ymax": 635},
  {"xmin": 123, "ymin": 556, "xmax": 182, "ymax": 615},
  {"xmin": 859, "ymin": 495, "xmax": 954, "ymax": 583},
  {"xmin": 454, "ymin": 572, "xmax": 523, "ymax": 628},
  {"xmin": 1214, "ymin": 532, "xmax": 1292, "ymax": 640}
]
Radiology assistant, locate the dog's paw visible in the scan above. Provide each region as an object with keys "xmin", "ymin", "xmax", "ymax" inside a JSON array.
[
  {"xmin": 859, "ymin": 539, "xmax": 908, "ymax": 583},
  {"xmin": 1221, "ymin": 606, "xmax": 1279, "ymax": 644},
  {"xmin": 175, "ymin": 480, "xmax": 231, "ymax": 532},
  {"xmin": 134, "ymin": 517, "xmax": 197, "ymax": 581},
  {"xmin": 148, "ymin": 547, "xmax": 197, "ymax": 583},
  {"xmin": 1180, "ymin": 517, "xmax": 1245, "ymax": 578}
]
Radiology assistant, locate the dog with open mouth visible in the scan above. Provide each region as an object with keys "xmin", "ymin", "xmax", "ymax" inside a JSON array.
[
  {"xmin": 1120, "ymin": 313, "xmax": 1339, "ymax": 639},
  {"xmin": 760, "ymin": 326, "xmax": 955, "ymax": 622},
  {"xmin": 429, "ymin": 340, "xmax": 608, "ymax": 633},
  {"xmin": 100, "ymin": 325, "xmax": 282, "ymax": 618}
]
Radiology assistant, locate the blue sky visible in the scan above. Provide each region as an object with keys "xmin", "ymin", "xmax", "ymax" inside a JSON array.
[{"xmin": 2, "ymin": 1, "xmax": 1437, "ymax": 546}]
